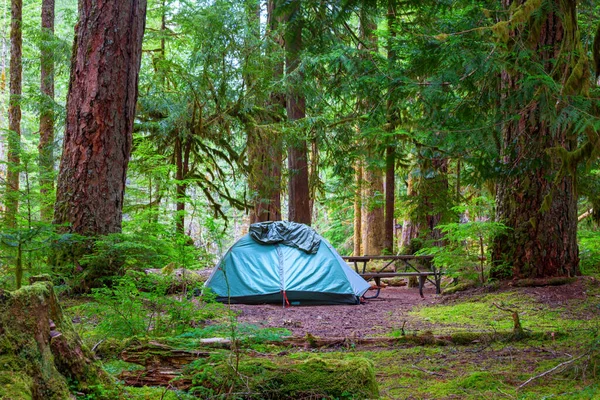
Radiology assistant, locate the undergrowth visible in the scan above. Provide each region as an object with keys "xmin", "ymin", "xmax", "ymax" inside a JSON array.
[{"xmin": 69, "ymin": 271, "xmax": 224, "ymax": 343}]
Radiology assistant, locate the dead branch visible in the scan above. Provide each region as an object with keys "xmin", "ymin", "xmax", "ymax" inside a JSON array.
[
  {"xmin": 518, "ymin": 353, "xmax": 587, "ymax": 389},
  {"xmin": 493, "ymin": 303, "xmax": 525, "ymax": 337},
  {"xmin": 579, "ymin": 209, "xmax": 593, "ymax": 221},
  {"xmin": 411, "ymin": 364, "xmax": 444, "ymax": 377}
]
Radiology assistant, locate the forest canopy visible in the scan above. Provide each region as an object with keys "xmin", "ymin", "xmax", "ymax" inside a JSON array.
[{"xmin": 0, "ymin": 0, "xmax": 599, "ymax": 289}]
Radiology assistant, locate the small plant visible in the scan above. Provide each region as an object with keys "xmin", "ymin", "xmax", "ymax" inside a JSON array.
[
  {"xmin": 77, "ymin": 272, "xmax": 222, "ymax": 340},
  {"xmin": 417, "ymin": 197, "xmax": 509, "ymax": 284}
]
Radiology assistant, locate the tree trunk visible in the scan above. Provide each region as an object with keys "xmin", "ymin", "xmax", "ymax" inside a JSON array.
[
  {"xmin": 285, "ymin": 0, "xmax": 311, "ymax": 225},
  {"xmin": 0, "ymin": 278, "xmax": 113, "ymax": 398},
  {"xmin": 384, "ymin": 145, "xmax": 395, "ymax": 253},
  {"xmin": 353, "ymin": 160, "xmax": 362, "ymax": 256},
  {"xmin": 362, "ymin": 162, "xmax": 384, "ymax": 255},
  {"xmin": 5, "ymin": 0, "xmax": 22, "ymax": 229},
  {"xmin": 416, "ymin": 155, "xmax": 449, "ymax": 246},
  {"xmin": 38, "ymin": 0, "xmax": 54, "ymax": 222},
  {"xmin": 248, "ymin": 0, "xmax": 282, "ymax": 224},
  {"xmin": 383, "ymin": 0, "xmax": 399, "ymax": 255},
  {"xmin": 309, "ymin": 138, "xmax": 318, "ymax": 221},
  {"xmin": 53, "ymin": 0, "xmax": 147, "ymax": 236},
  {"xmin": 399, "ymin": 174, "xmax": 419, "ymax": 252},
  {"xmin": 358, "ymin": 9, "xmax": 383, "ymax": 255},
  {"xmin": 174, "ymin": 134, "xmax": 186, "ymax": 234},
  {"xmin": 491, "ymin": 0, "xmax": 581, "ymax": 279},
  {"xmin": 247, "ymin": 124, "xmax": 282, "ymax": 223}
]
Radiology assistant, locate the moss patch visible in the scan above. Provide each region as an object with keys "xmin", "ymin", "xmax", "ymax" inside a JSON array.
[
  {"xmin": 411, "ymin": 290, "xmax": 589, "ymax": 335},
  {"xmin": 188, "ymin": 354, "xmax": 379, "ymax": 399},
  {"xmin": 0, "ymin": 282, "xmax": 115, "ymax": 399},
  {"xmin": 0, "ymin": 371, "xmax": 34, "ymax": 400}
]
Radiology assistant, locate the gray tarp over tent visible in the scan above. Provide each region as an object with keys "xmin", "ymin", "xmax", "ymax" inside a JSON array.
[{"xmin": 204, "ymin": 221, "xmax": 370, "ymax": 305}]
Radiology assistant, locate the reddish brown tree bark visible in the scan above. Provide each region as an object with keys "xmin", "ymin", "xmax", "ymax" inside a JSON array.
[
  {"xmin": 361, "ymin": 161, "xmax": 384, "ymax": 255},
  {"xmin": 491, "ymin": 0, "xmax": 582, "ymax": 278},
  {"xmin": 358, "ymin": 8, "xmax": 383, "ymax": 255},
  {"xmin": 53, "ymin": 0, "xmax": 147, "ymax": 235},
  {"xmin": 284, "ymin": 0, "xmax": 310, "ymax": 225},
  {"xmin": 38, "ymin": 0, "xmax": 55, "ymax": 222},
  {"xmin": 5, "ymin": 0, "xmax": 22, "ymax": 229}
]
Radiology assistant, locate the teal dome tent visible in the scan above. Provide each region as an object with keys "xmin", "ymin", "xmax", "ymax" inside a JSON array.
[{"xmin": 204, "ymin": 221, "xmax": 371, "ymax": 305}]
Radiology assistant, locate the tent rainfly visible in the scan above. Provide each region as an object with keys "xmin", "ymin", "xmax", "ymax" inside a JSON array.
[{"xmin": 204, "ymin": 221, "xmax": 370, "ymax": 305}]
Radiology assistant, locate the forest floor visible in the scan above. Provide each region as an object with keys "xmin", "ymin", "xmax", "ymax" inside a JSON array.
[
  {"xmin": 232, "ymin": 284, "xmax": 440, "ymax": 337},
  {"xmin": 65, "ymin": 275, "xmax": 600, "ymax": 399},
  {"xmin": 231, "ymin": 279, "xmax": 589, "ymax": 338}
]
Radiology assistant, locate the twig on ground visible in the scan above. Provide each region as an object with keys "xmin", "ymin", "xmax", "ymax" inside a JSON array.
[
  {"xmin": 91, "ymin": 339, "xmax": 104, "ymax": 353},
  {"xmin": 518, "ymin": 353, "xmax": 587, "ymax": 389},
  {"xmin": 497, "ymin": 387, "xmax": 516, "ymax": 399},
  {"xmin": 411, "ymin": 364, "xmax": 444, "ymax": 377}
]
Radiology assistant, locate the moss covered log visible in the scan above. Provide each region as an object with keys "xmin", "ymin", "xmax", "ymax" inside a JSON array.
[
  {"xmin": 0, "ymin": 279, "xmax": 115, "ymax": 399},
  {"xmin": 188, "ymin": 355, "xmax": 379, "ymax": 399}
]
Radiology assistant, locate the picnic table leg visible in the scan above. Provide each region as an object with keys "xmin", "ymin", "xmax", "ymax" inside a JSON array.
[
  {"xmin": 418, "ymin": 275, "xmax": 425, "ymax": 298},
  {"xmin": 363, "ymin": 276, "xmax": 381, "ymax": 299},
  {"xmin": 434, "ymin": 272, "xmax": 441, "ymax": 294}
]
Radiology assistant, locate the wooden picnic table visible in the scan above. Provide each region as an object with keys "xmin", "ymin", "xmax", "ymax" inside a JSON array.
[{"xmin": 342, "ymin": 255, "xmax": 442, "ymax": 298}]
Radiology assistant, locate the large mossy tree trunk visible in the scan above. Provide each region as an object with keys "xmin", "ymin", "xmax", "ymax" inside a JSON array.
[
  {"xmin": 0, "ymin": 279, "xmax": 114, "ymax": 399},
  {"xmin": 491, "ymin": 0, "xmax": 585, "ymax": 279},
  {"xmin": 53, "ymin": 0, "xmax": 147, "ymax": 236}
]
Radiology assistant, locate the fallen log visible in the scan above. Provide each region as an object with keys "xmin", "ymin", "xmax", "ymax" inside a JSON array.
[
  {"xmin": 120, "ymin": 367, "xmax": 192, "ymax": 389},
  {"xmin": 512, "ymin": 277, "xmax": 577, "ymax": 287},
  {"xmin": 121, "ymin": 340, "xmax": 212, "ymax": 366},
  {"xmin": 119, "ymin": 341, "xmax": 379, "ymax": 398},
  {"xmin": 116, "ymin": 327, "xmax": 555, "ymax": 390},
  {"xmin": 119, "ymin": 340, "xmax": 212, "ymax": 388}
]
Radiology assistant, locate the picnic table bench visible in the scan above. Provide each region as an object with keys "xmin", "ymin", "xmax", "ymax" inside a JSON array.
[{"xmin": 342, "ymin": 255, "xmax": 442, "ymax": 298}]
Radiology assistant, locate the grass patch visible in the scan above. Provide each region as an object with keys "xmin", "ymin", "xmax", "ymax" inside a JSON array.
[
  {"xmin": 410, "ymin": 290, "xmax": 592, "ymax": 335},
  {"xmin": 177, "ymin": 323, "xmax": 291, "ymax": 342},
  {"xmin": 123, "ymin": 386, "xmax": 196, "ymax": 400}
]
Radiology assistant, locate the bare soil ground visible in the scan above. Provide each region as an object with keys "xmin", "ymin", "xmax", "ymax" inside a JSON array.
[
  {"xmin": 231, "ymin": 284, "xmax": 441, "ymax": 337},
  {"xmin": 231, "ymin": 277, "xmax": 595, "ymax": 338}
]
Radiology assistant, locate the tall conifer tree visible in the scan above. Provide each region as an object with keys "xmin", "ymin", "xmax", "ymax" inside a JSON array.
[{"xmin": 54, "ymin": 0, "xmax": 147, "ymax": 236}]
